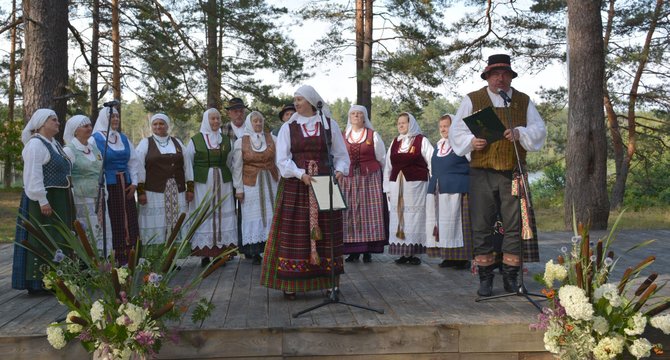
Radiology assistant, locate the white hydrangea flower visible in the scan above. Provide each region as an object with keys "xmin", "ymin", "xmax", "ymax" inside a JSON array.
[
  {"xmin": 558, "ymin": 285, "xmax": 594, "ymax": 321},
  {"xmin": 594, "ymin": 283, "xmax": 622, "ymax": 307},
  {"xmin": 628, "ymin": 338, "xmax": 652, "ymax": 359},
  {"xmin": 624, "ymin": 312, "xmax": 647, "ymax": 336},
  {"xmin": 116, "ymin": 267, "xmax": 130, "ymax": 285},
  {"xmin": 65, "ymin": 310, "xmax": 83, "ymax": 334},
  {"xmin": 592, "ymin": 315, "xmax": 609, "ymax": 335},
  {"xmin": 42, "ymin": 276, "xmax": 53, "ymax": 290},
  {"xmin": 592, "ymin": 336, "xmax": 624, "ymax": 360},
  {"xmin": 46, "ymin": 323, "xmax": 67, "ymax": 349},
  {"xmin": 91, "ymin": 300, "xmax": 105, "ymax": 327},
  {"xmin": 543, "ymin": 260, "xmax": 568, "ymax": 287},
  {"xmin": 650, "ymin": 314, "xmax": 670, "ymax": 335},
  {"xmin": 117, "ymin": 303, "xmax": 147, "ymax": 332}
]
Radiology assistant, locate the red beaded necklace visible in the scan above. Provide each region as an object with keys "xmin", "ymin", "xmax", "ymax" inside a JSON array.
[{"xmin": 302, "ymin": 123, "xmax": 319, "ymax": 137}]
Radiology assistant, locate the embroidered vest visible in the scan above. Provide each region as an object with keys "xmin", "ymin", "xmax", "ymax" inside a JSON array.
[
  {"xmin": 144, "ymin": 137, "xmax": 186, "ymax": 193},
  {"xmin": 191, "ymin": 133, "xmax": 232, "ymax": 184},
  {"xmin": 34, "ymin": 136, "xmax": 71, "ymax": 188},
  {"xmin": 242, "ymin": 134, "xmax": 279, "ymax": 186},
  {"xmin": 289, "ymin": 120, "xmax": 330, "ymax": 175},
  {"xmin": 93, "ymin": 132, "xmax": 132, "ymax": 185},
  {"xmin": 344, "ymin": 128, "xmax": 381, "ymax": 176},
  {"xmin": 468, "ymin": 86, "xmax": 529, "ymax": 170},
  {"xmin": 389, "ymin": 135, "xmax": 429, "ymax": 182},
  {"xmin": 427, "ymin": 146, "xmax": 469, "ymax": 194},
  {"xmin": 67, "ymin": 143, "xmax": 101, "ymax": 196}
]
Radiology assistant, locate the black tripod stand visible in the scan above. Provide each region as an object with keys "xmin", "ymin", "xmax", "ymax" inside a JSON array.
[
  {"xmin": 475, "ymin": 89, "xmax": 544, "ymax": 311},
  {"xmin": 293, "ymin": 102, "xmax": 384, "ymax": 318}
]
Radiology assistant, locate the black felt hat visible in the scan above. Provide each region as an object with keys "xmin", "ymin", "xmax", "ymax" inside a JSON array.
[
  {"xmin": 481, "ymin": 54, "xmax": 518, "ymax": 80},
  {"xmin": 225, "ymin": 97, "xmax": 246, "ymax": 110},
  {"xmin": 278, "ymin": 104, "xmax": 296, "ymax": 120}
]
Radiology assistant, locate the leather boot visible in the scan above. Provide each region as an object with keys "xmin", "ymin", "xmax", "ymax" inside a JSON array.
[
  {"xmin": 502, "ymin": 264, "xmax": 520, "ymax": 293},
  {"xmin": 477, "ymin": 265, "xmax": 495, "ymax": 297}
]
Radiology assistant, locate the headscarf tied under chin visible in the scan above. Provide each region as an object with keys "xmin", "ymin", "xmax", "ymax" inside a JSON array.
[
  {"xmin": 63, "ymin": 115, "xmax": 92, "ymax": 145},
  {"xmin": 243, "ymin": 111, "xmax": 267, "ymax": 151},
  {"xmin": 396, "ymin": 112, "xmax": 422, "ymax": 142},
  {"xmin": 200, "ymin": 108, "xmax": 222, "ymax": 146},
  {"xmin": 150, "ymin": 113, "xmax": 171, "ymax": 131},
  {"xmin": 345, "ymin": 104, "xmax": 374, "ymax": 138},
  {"xmin": 92, "ymin": 107, "xmax": 120, "ymax": 135},
  {"xmin": 290, "ymin": 85, "xmax": 332, "ymax": 127},
  {"xmin": 22, "ymin": 108, "xmax": 57, "ymax": 144}
]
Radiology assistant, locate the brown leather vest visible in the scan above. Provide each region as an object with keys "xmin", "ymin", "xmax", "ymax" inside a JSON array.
[
  {"xmin": 144, "ymin": 137, "xmax": 186, "ymax": 193},
  {"xmin": 242, "ymin": 134, "xmax": 279, "ymax": 186}
]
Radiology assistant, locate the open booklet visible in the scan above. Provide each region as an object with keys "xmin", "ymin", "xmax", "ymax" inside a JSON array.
[
  {"xmin": 310, "ymin": 175, "xmax": 348, "ymax": 211},
  {"xmin": 463, "ymin": 106, "xmax": 507, "ymax": 144}
]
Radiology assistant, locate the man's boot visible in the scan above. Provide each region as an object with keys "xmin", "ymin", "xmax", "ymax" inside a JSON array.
[
  {"xmin": 502, "ymin": 264, "xmax": 520, "ymax": 293},
  {"xmin": 477, "ymin": 265, "xmax": 495, "ymax": 297}
]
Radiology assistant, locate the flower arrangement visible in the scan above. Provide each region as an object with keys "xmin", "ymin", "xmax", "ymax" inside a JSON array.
[
  {"xmin": 531, "ymin": 212, "xmax": 670, "ymax": 360},
  {"xmin": 20, "ymin": 195, "xmax": 235, "ymax": 359}
]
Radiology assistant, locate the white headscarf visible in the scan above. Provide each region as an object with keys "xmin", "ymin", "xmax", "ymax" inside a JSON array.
[
  {"xmin": 345, "ymin": 104, "xmax": 374, "ymax": 138},
  {"xmin": 290, "ymin": 85, "xmax": 332, "ymax": 123},
  {"xmin": 150, "ymin": 113, "xmax": 171, "ymax": 130},
  {"xmin": 243, "ymin": 111, "xmax": 267, "ymax": 152},
  {"xmin": 439, "ymin": 113, "xmax": 455, "ymax": 140},
  {"xmin": 63, "ymin": 115, "xmax": 91, "ymax": 145},
  {"xmin": 22, "ymin": 109, "xmax": 57, "ymax": 144},
  {"xmin": 200, "ymin": 108, "xmax": 222, "ymax": 145},
  {"xmin": 397, "ymin": 112, "xmax": 422, "ymax": 141},
  {"xmin": 92, "ymin": 107, "xmax": 120, "ymax": 135}
]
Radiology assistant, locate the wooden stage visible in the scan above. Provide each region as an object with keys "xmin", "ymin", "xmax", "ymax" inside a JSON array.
[{"xmin": 1, "ymin": 230, "xmax": 669, "ymax": 359}]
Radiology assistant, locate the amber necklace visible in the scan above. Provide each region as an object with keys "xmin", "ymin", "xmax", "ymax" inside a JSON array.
[{"xmin": 348, "ymin": 128, "xmax": 365, "ymax": 143}]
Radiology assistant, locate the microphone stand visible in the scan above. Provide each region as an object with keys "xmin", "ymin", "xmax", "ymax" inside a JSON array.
[
  {"xmin": 293, "ymin": 102, "xmax": 384, "ymax": 318},
  {"xmin": 94, "ymin": 105, "xmax": 115, "ymax": 260},
  {"xmin": 475, "ymin": 89, "xmax": 544, "ymax": 311}
]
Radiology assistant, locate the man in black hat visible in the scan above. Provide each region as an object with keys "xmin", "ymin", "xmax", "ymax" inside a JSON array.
[
  {"xmin": 225, "ymin": 97, "xmax": 247, "ymax": 141},
  {"xmin": 449, "ymin": 54, "xmax": 547, "ymax": 297},
  {"xmin": 271, "ymin": 104, "xmax": 296, "ymax": 136}
]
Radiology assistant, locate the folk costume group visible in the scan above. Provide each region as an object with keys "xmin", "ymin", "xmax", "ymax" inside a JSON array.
[{"xmin": 12, "ymin": 54, "xmax": 546, "ymax": 301}]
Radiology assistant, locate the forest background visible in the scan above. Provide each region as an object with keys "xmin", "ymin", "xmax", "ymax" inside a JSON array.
[{"xmin": 0, "ymin": 0, "xmax": 668, "ymax": 237}]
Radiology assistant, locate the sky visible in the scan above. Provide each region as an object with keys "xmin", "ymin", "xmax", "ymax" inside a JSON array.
[{"xmin": 269, "ymin": 0, "xmax": 568, "ymax": 105}]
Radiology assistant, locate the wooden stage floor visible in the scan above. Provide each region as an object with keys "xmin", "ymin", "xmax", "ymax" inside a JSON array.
[{"xmin": 1, "ymin": 230, "xmax": 669, "ymax": 359}]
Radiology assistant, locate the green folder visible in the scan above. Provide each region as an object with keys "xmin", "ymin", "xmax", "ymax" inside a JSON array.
[{"xmin": 462, "ymin": 106, "xmax": 507, "ymax": 144}]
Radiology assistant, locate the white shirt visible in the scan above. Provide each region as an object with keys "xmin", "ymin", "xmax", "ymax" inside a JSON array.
[
  {"xmin": 275, "ymin": 114, "xmax": 350, "ymax": 179},
  {"xmin": 450, "ymin": 87, "xmax": 547, "ymax": 157},
  {"xmin": 22, "ymin": 135, "xmax": 67, "ymax": 206},
  {"xmin": 135, "ymin": 136, "xmax": 193, "ymax": 184}
]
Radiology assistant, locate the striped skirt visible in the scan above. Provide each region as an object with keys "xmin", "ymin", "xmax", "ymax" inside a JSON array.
[
  {"xmin": 260, "ymin": 177, "xmax": 343, "ymax": 293},
  {"xmin": 340, "ymin": 168, "xmax": 387, "ymax": 254},
  {"xmin": 106, "ymin": 173, "xmax": 139, "ymax": 265}
]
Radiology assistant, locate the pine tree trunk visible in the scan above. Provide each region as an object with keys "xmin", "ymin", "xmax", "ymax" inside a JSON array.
[
  {"xmin": 205, "ymin": 0, "xmax": 221, "ymax": 109},
  {"xmin": 355, "ymin": 0, "xmax": 363, "ymax": 105},
  {"xmin": 111, "ymin": 0, "xmax": 121, "ymax": 111},
  {"xmin": 21, "ymin": 0, "xmax": 69, "ymax": 141},
  {"xmin": 355, "ymin": 0, "xmax": 373, "ymax": 116},
  {"xmin": 4, "ymin": 0, "xmax": 18, "ymax": 188},
  {"xmin": 90, "ymin": 0, "xmax": 100, "ymax": 121},
  {"xmin": 564, "ymin": 0, "xmax": 610, "ymax": 229}
]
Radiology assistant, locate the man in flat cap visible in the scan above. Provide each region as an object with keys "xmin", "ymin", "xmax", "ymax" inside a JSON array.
[
  {"xmin": 225, "ymin": 97, "xmax": 247, "ymax": 142},
  {"xmin": 450, "ymin": 54, "xmax": 546, "ymax": 297},
  {"xmin": 271, "ymin": 104, "xmax": 296, "ymax": 136}
]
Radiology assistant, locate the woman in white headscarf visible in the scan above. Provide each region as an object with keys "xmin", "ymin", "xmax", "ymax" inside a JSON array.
[
  {"xmin": 383, "ymin": 112, "xmax": 433, "ymax": 265},
  {"xmin": 12, "ymin": 109, "xmax": 74, "ymax": 294},
  {"xmin": 90, "ymin": 107, "xmax": 140, "ymax": 265},
  {"xmin": 231, "ymin": 111, "xmax": 278, "ymax": 265},
  {"xmin": 260, "ymin": 85, "xmax": 350, "ymax": 300},
  {"xmin": 135, "ymin": 113, "xmax": 193, "ymax": 257},
  {"xmin": 184, "ymin": 108, "xmax": 237, "ymax": 267},
  {"xmin": 62, "ymin": 115, "xmax": 112, "ymax": 253},
  {"xmin": 425, "ymin": 114, "xmax": 472, "ymax": 270},
  {"xmin": 340, "ymin": 105, "xmax": 387, "ymax": 263}
]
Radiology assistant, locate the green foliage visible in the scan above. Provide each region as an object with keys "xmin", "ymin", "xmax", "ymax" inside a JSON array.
[
  {"xmin": 624, "ymin": 155, "xmax": 670, "ymax": 209},
  {"xmin": 531, "ymin": 162, "xmax": 566, "ymax": 208}
]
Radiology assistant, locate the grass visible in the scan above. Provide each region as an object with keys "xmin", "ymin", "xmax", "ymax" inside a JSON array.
[{"xmin": 0, "ymin": 187, "xmax": 667, "ymax": 242}]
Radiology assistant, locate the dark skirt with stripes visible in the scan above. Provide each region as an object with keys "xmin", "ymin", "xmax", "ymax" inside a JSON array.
[
  {"xmin": 106, "ymin": 173, "xmax": 139, "ymax": 265},
  {"xmin": 260, "ymin": 177, "xmax": 344, "ymax": 293},
  {"xmin": 12, "ymin": 189, "xmax": 74, "ymax": 291},
  {"xmin": 341, "ymin": 168, "xmax": 387, "ymax": 254}
]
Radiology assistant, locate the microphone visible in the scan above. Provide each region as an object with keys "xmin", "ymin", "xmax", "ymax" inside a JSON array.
[
  {"xmin": 497, "ymin": 89, "xmax": 512, "ymax": 103},
  {"xmin": 103, "ymin": 99, "xmax": 120, "ymax": 107},
  {"xmin": 316, "ymin": 101, "xmax": 323, "ymax": 110}
]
